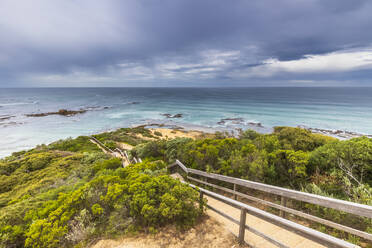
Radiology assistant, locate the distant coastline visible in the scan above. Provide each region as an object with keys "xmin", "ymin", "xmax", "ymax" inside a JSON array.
[
  {"xmin": 1, "ymin": 87, "xmax": 372, "ymax": 157},
  {"xmin": 2, "ymin": 116, "xmax": 372, "ymax": 159}
]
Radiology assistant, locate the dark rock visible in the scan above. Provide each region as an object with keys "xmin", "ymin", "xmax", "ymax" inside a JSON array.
[
  {"xmin": 0, "ymin": 115, "xmax": 15, "ymax": 121},
  {"xmin": 161, "ymin": 113, "xmax": 183, "ymax": 118},
  {"xmin": 85, "ymin": 106, "xmax": 111, "ymax": 111},
  {"xmin": 26, "ymin": 109, "xmax": 87, "ymax": 117},
  {"xmin": 248, "ymin": 122, "xmax": 263, "ymax": 127},
  {"xmin": 217, "ymin": 117, "xmax": 244, "ymax": 125},
  {"xmin": 298, "ymin": 125, "xmax": 372, "ymax": 139},
  {"xmin": 0, "ymin": 121, "xmax": 20, "ymax": 127}
]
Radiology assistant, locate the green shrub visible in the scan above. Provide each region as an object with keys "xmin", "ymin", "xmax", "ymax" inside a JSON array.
[
  {"xmin": 154, "ymin": 131, "xmax": 162, "ymax": 137},
  {"xmin": 1, "ymin": 154, "xmax": 202, "ymax": 248},
  {"xmin": 274, "ymin": 126, "xmax": 335, "ymax": 151},
  {"xmin": 23, "ymin": 152, "xmax": 55, "ymax": 172},
  {"xmin": 104, "ymin": 141, "xmax": 117, "ymax": 150},
  {"xmin": 48, "ymin": 136, "xmax": 101, "ymax": 153},
  {"xmin": 132, "ymin": 140, "xmax": 166, "ymax": 160}
]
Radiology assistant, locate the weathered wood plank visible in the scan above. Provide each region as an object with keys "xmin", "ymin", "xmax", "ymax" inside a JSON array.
[
  {"xmin": 280, "ymin": 196, "xmax": 287, "ymax": 218},
  {"xmin": 187, "ymin": 168, "xmax": 372, "ymax": 218},
  {"xmin": 239, "ymin": 208, "xmax": 247, "ymax": 244},
  {"xmin": 189, "ymin": 183, "xmax": 360, "ymax": 248},
  {"xmin": 90, "ymin": 136, "xmax": 115, "ymax": 153},
  {"xmin": 168, "ymin": 160, "xmax": 189, "ymax": 173},
  {"xmin": 188, "ymin": 176, "xmax": 372, "ymax": 241},
  {"xmin": 207, "ymin": 204, "xmax": 290, "ymax": 248}
]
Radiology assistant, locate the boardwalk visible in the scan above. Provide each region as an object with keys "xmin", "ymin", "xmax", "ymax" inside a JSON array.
[
  {"xmin": 169, "ymin": 160, "xmax": 369, "ymax": 248},
  {"xmin": 170, "ymin": 172, "xmax": 326, "ymax": 248},
  {"xmin": 90, "ymin": 137, "xmax": 131, "ymax": 167},
  {"xmin": 206, "ymin": 196, "xmax": 325, "ymax": 248}
]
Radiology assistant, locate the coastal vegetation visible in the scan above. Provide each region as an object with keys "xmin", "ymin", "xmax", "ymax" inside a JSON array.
[
  {"xmin": 131, "ymin": 127, "xmax": 372, "ymax": 244},
  {"xmin": 0, "ymin": 126, "xmax": 371, "ymax": 247},
  {"xmin": 0, "ymin": 132, "xmax": 203, "ymax": 248}
]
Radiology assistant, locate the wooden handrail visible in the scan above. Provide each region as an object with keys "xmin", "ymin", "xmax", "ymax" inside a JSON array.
[
  {"xmin": 187, "ymin": 168, "xmax": 372, "ymax": 218},
  {"xmin": 168, "ymin": 159, "xmax": 188, "ymax": 173},
  {"xmin": 188, "ymin": 176, "xmax": 372, "ymax": 241},
  {"xmin": 189, "ymin": 183, "xmax": 359, "ymax": 248},
  {"xmin": 168, "ymin": 160, "xmax": 372, "ymax": 218},
  {"xmin": 168, "ymin": 160, "xmax": 372, "ymax": 244},
  {"xmin": 90, "ymin": 136, "xmax": 115, "ymax": 154}
]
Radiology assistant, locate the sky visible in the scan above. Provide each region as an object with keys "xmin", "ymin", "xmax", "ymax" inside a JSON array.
[{"xmin": 1, "ymin": 0, "xmax": 372, "ymax": 87}]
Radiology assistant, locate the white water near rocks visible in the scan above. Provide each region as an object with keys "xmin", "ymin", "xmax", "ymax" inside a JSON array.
[{"xmin": 1, "ymin": 87, "xmax": 372, "ymax": 157}]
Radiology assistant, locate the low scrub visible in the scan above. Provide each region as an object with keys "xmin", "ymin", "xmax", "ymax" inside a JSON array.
[{"xmin": 0, "ymin": 132, "xmax": 202, "ymax": 248}]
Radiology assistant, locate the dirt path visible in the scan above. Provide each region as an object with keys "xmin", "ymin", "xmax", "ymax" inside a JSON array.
[
  {"xmin": 91, "ymin": 216, "xmax": 243, "ymax": 248},
  {"xmin": 90, "ymin": 139, "xmax": 129, "ymax": 167},
  {"xmin": 205, "ymin": 196, "xmax": 326, "ymax": 248},
  {"xmin": 90, "ymin": 138, "xmax": 112, "ymax": 155}
]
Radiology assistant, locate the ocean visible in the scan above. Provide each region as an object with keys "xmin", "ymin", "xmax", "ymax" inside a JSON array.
[{"xmin": 1, "ymin": 87, "xmax": 372, "ymax": 158}]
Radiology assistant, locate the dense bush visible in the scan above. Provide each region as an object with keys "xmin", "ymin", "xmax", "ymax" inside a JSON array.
[
  {"xmin": 19, "ymin": 161, "xmax": 201, "ymax": 248},
  {"xmin": 273, "ymin": 126, "xmax": 335, "ymax": 151},
  {"xmin": 133, "ymin": 128, "xmax": 372, "ymax": 237},
  {"xmin": 1, "ymin": 126, "xmax": 371, "ymax": 247},
  {"xmin": 48, "ymin": 136, "xmax": 102, "ymax": 153},
  {"xmin": 0, "ymin": 132, "xmax": 202, "ymax": 248}
]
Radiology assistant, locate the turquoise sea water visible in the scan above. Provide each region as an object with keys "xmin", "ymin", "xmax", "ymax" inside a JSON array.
[{"xmin": 1, "ymin": 87, "xmax": 372, "ymax": 158}]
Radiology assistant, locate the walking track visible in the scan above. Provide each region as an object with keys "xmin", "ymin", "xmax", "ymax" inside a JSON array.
[{"xmin": 205, "ymin": 196, "xmax": 326, "ymax": 248}]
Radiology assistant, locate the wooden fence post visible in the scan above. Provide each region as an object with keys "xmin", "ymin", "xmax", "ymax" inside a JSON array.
[
  {"xmin": 238, "ymin": 208, "xmax": 247, "ymax": 244},
  {"xmin": 199, "ymin": 192, "xmax": 204, "ymax": 210},
  {"xmin": 233, "ymin": 183, "xmax": 237, "ymax": 200},
  {"xmin": 280, "ymin": 196, "xmax": 287, "ymax": 218}
]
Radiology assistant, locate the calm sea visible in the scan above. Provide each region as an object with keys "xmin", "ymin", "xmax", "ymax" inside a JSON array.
[{"xmin": 1, "ymin": 87, "xmax": 372, "ymax": 158}]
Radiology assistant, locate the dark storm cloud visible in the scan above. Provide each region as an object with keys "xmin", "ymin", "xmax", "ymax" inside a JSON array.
[{"xmin": 0, "ymin": 0, "xmax": 372, "ymax": 86}]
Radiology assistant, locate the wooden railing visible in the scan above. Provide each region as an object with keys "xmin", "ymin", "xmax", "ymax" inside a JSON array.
[
  {"xmin": 91, "ymin": 136, "xmax": 141, "ymax": 165},
  {"xmin": 90, "ymin": 136, "xmax": 115, "ymax": 153},
  {"xmin": 168, "ymin": 160, "xmax": 372, "ymax": 248}
]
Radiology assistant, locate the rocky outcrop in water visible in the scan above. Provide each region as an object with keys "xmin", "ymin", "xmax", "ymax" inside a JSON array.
[
  {"xmin": 162, "ymin": 113, "xmax": 183, "ymax": 118},
  {"xmin": 217, "ymin": 118, "xmax": 244, "ymax": 125},
  {"xmin": 217, "ymin": 117, "xmax": 263, "ymax": 128},
  {"xmin": 248, "ymin": 122, "xmax": 263, "ymax": 127},
  {"xmin": 0, "ymin": 115, "xmax": 15, "ymax": 121},
  {"xmin": 0, "ymin": 121, "xmax": 20, "ymax": 127},
  {"xmin": 27, "ymin": 109, "xmax": 87, "ymax": 117},
  {"xmin": 298, "ymin": 125, "xmax": 372, "ymax": 139},
  {"xmin": 0, "ymin": 115, "xmax": 21, "ymax": 127},
  {"xmin": 26, "ymin": 106, "xmax": 111, "ymax": 118}
]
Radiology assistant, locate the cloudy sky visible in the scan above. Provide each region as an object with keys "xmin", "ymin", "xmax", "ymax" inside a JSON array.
[{"xmin": 1, "ymin": 0, "xmax": 372, "ymax": 87}]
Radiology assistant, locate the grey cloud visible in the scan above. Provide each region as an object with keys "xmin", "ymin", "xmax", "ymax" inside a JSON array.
[{"xmin": 0, "ymin": 0, "xmax": 372, "ymax": 86}]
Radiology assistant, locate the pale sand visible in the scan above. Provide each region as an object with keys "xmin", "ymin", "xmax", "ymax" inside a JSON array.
[
  {"xmin": 131, "ymin": 128, "xmax": 208, "ymax": 142},
  {"xmin": 116, "ymin": 142, "xmax": 134, "ymax": 150},
  {"xmin": 205, "ymin": 196, "xmax": 325, "ymax": 248},
  {"xmin": 112, "ymin": 128, "xmax": 205, "ymax": 151},
  {"xmin": 90, "ymin": 216, "xmax": 242, "ymax": 248},
  {"xmin": 149, "ymin": 128, "xmax": 207, "ymax": 139}
]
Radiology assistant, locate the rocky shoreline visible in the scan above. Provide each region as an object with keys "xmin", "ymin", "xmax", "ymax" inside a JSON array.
[
  {"xmin": 298, "ymin": 125, "xmax": 372, "ymax": 139},
  {"xmin": 161, "ymin": 113, "xmax": 183, "ymax": 118},
  {"xmin": 26, "ymin": 106, "xmax": 111, "ymax": 117},
  {"xmin": 0, "ymin": 115, "xmax": 15, "ymax": 121},
  {"xmin": 217, "ymin": 117, "xmax": 263, "ymax": 128},
  {"xmin": 136, "ymin": 118, "xmax": 371, "ymax": 140},
  {"xmin": 26, "ymin": 109, "xmax": 87, "ymax": 117},
  {"xmin": 0, "ymin": 115, "xmax": 20, "ymax": 127}
]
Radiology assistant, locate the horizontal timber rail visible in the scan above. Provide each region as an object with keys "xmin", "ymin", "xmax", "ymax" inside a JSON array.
[
  {"xmin": 90, "ymin": 136, "xmax": 115, "ymax": 154},
  {"xmin": 189, "ymin": 183, "xmax": 359, "ymax": 248},
  {"xmin": 168, "ymin": 160, "xmax": 372, "ymax": 245}
]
